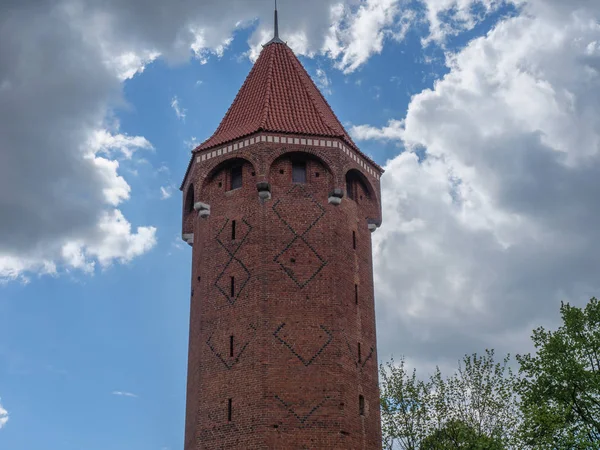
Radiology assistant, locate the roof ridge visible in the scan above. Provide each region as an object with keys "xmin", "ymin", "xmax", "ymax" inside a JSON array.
[
  {"xmin": 193, "ymin": 53, "xmax": 263, "ymax": 152},
  {"xmin": 259, "ymin": 43, "xmax": 278, "ymax": 130},
  {"xmin": 286, "ymin": 48, "xmax": 338, "ymax": 137},
  {"xmin": 285, "ymin": 46, "xmax": 359, "ymax": 149}
]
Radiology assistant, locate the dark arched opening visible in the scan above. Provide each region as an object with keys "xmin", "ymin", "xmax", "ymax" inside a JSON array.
[
  {"xmin": 269, "ymin": 151, "xmax": 333, "ymax": 187},
  {"xmin": 345, "ymin": 169, "xmax": 372, "ymax": 202},
  {"xmin": 185, "ymin": 184, "xmax": 195, "ymax": 213},
  {"xmin": 203, "ymin": 157, "xmax": 256, "ymax": 192}
]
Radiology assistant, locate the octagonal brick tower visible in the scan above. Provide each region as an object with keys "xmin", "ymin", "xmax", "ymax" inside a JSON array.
[{"xmin": 180, "ymin": 7, "xmax": 384, "ymax": 449}]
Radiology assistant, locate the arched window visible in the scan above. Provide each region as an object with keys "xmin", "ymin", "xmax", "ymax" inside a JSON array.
[
  {"xmin": 270, "ymin": 151, "xmax": 332, "ymax": 187},
  {"xmin": 345, "ymin": 170, "xmax": 372, "ymax": 202},
  {"xmin": 185, "ymin": 184, "xmax": 194, "ymax": 213}
]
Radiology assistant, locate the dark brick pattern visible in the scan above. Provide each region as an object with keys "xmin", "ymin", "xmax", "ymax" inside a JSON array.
[
  {"xmin": 182, "ymin": 139, "xmax": 383, "ymax": 450},
  {"xmin": 274, "ymin": 395, "xmax": 331, "ymax": 428},
  {"xmin": 214, "ymin": 217, "xmax": 253, "ymax": 305},
  {"xmin": 273, "ymin": 323, "xmax": 333, "ymax": 367},
  {"xmin": 206, "ymin": 323, "xmax": 257, "ymax": 370},
  {"xmin": 272, "ymin": 184, "xmax": 327, "ymax": 289}
]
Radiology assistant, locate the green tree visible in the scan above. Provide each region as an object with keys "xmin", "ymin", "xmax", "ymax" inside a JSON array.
[
  {"xmin": 517, "ymin": 297, "xmax": 600, "ymax": 449},
  {"xmin": 380, "ymin": 350, "xmax": 521, "ymax": 449},
  {"xmin": 421, "ymin": 419, "xmax": 504, "ymax": 449},
  {"xmin": 380, "ymin": 357, "xmax": 430, "ymax": 449}
]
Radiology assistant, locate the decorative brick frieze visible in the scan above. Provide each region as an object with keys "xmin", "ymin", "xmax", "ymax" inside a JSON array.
[{"xmin": 196, "ymin": 132, "xmax": 381, "ymax": 181}]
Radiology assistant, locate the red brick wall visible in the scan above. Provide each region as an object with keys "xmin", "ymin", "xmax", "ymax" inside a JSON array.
[{"xmin": 182, "ymin": 137, "xmax": 382, "ymax": 449}]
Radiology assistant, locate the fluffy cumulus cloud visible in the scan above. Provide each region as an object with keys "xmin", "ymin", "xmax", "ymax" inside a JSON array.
[
  {"xmin": 323, "ymin": 0, "xmax": 416, "ymax": 73},
  {"xmin": 0, "ymin": 1, "xmax": 163, "ymax": 282},
  {"xmin": 419, "ymin": 0, "xmax": 512, "ymax": 44},
  {"xmin": 351, "ymin": 119, "xmax": 405, "ymax": 141},
  {"xmin": 353, "ymin": 0, "xmax": 600, "ymax": 367},
  {"xmin": 0, "ymin": 399, "xmax": 7, "ymax": 429},
  {"xmin": 0, "ymin": 0, "xmax": 424, "ymax": 282},
  {"xmin": 4, "ymin": 0, "xmax": 596, "ymax": 380}
]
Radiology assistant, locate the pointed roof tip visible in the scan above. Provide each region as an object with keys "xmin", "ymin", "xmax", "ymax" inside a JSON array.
[
  {"xmin": 195, "ymin": 41, "xmax": 359, "ymax": 153},
  {"xmin": 265, "ymin": 0, "xmax": 285, "ymax": 46},
  {"xmin": 274, "ymin": 0, "xmax": 279, "ymax": 38}
]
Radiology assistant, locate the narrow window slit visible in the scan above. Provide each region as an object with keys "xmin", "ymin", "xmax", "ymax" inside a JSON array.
[
  {"xmin": 292, "ymin": 160, "xmax": 307, "ymax": 183},
  {"xmin": 185, "ymin": 185, "xmax": 195, "ymax": 213},
  {"xmin": 353, "ymin": 231, "xmax": 356, "ymax": 250},
  {"xmin": 231, "ymin": 166, "xmax": 242, "ymax": 190},
  {"xmin": 358, "ymin": 342, "xmax": 362, "ymax": 363},
  {"xmin": 355, "ymin": 284, "xmax": 359, "ymax": 305},
  {"xmin": 230, "ymin": 335, "xmax": 234, "ymax": 357},
  {"xmin": 359, "ymin": 395, "xmax": 365, "ymax": 416},
  {"xmin": 228, "ymin": 398, "xmax": 232, "ymax": 422},
  {"xmin": 230, "ymin": 276, "xmax": 235, "ymax": 298},
  {"xmin": 231, "ymin": 220, "xmax": 236, "ymax": 240}
]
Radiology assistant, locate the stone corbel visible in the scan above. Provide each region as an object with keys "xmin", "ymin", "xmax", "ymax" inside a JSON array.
[
  {"xmin": 194, "ymin": 201, "xmax": 211, "ymax": 219},
  {"xmin": 182, "ymin": 233, "xmax": 194, "ymax": 246},
  {"xmin": 367, "ymin": 218, "xmax": 381, "ymax": 233},
  {"xmin": 257, "ymin": 182, "xmax": 272, "ymax": 201},
  {"xmin": 328, "ymin": 188, "xmax": 344, "ymax": 205}
]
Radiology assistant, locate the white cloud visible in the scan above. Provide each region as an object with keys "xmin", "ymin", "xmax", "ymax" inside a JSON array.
[
  {"xmin": 88, "ymin": 129, "xmax": 153, "ymax": 159},
  {"xmin": 356, "ymin": 0, "xmax": 600, "ymax": 366},
  {"xmin": 0, "ymin": 2, "xmax": 162, "ymax": 283},
  {"xmin": 0, "ymin": 399, "xmax": 8, "ymax": 429},
  {"xmin": 160, "ymin": 186, "xmax": 173, "ymax": 200},
  {"xmin": 323, "ymin": 0, "xmax": 415, "ymax": 73},
  {"xmin": 351, "ymin": 119, "xmax": 405, "ymax": 142},
  {"xmin": 86, "ymin": 210, "xmax": 157, "ymax": 267},
  {"xmin": 157, "ymin": 164, "xmax": 171, "ymax": 175},
  {"xmin": 315, "ymin": 68, "xmax": 332, "ymax": 95},
  {"xmin": 112, "ymin": 391, "xmax": 138, "ymax": 398},
  {"xmin": 419, "ymin": 0, "xmax": 511, "ymax": 45},
  {"xmin": 107, "ymin": 49, "xmax": 161, "ymax": 81},
  {"xmin": 184, "ymin": 137, "xmax": 199, "ymax": 150},
  {"xmin": 170, "ymin": 96, "xmax": 186, "ymax": 121}
]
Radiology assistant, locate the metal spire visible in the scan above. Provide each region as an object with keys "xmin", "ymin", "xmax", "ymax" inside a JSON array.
[
  {"xmin": 274, "ymin": 0, "xmax": 279, "ymax": 39},
  {"xmin": 265, "ymin": 0, "xmax": 284, "ymax": 45}
]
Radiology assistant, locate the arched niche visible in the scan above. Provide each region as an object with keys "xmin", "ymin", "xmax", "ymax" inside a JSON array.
[
  {"xmin": 182, "ymin": 182, "xmax": 196, "ymax": 236},
  {"xmin": 345, "ymin": 168, "xmax": 376, "ymax": 203},
  {"xmin": 201, "ymin": 157, "xmax": 257, "ymax": 194},
  {"xmin": 268, "ymin": 151, "xmax": 334, "ymax": 192},
  {"xmin": 185, "ymin": 183, "xmax": 195, "ymax": 213},
  {"xmin": 344, "ymin": 168, "xmax": 381, "ymax": 227}
]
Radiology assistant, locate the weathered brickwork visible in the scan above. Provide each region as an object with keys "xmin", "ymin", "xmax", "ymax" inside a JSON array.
[{"xmin": 182, "ymin": 139, "xmax": 383, "ymax": 449}]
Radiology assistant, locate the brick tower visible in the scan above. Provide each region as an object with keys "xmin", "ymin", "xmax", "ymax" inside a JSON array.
[{"xmin": 180, "ymin": 6, "xmax": 383, "ymax": 449}]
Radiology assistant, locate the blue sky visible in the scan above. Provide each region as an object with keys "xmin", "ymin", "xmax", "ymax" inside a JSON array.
[{"xmin": 1, "ymin": 0, "xmax": 599, "ymax": 449}]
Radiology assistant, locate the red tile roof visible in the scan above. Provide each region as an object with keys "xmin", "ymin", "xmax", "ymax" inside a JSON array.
[{"xmin": 194, "ymin": 42, "xmax": 360, "ymax": 152}]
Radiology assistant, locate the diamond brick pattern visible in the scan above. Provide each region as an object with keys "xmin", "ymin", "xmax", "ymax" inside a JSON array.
[
  {"xmin": 272, "ymin": 186, "xmax": 325, "ymax": 236},
  {"xmin": 214, "ymin": 217, "xmax": 253, "ymax": 305},
  {"xmin": 273, "ymin": 323, "xmax": 333, "ymax": 367},
  {"xmin": 206, "ymin": 323, "xmax": 257, "ymax": 370},
  {"xmin": 273, "ymin": 185, "xmax": 327, "ymax": 289},
  {"xmin": 274, "ymin": 395, "xmax": 330, "ymax": 428},
  {"xmin": 343, "ymin": 331, "xmax": 375, "ymax": 368}
]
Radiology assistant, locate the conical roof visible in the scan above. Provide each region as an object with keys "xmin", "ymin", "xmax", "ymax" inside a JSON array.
[{"xmin": 195, "ymin": 41, "xmax": 359, "ymax": 152}]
